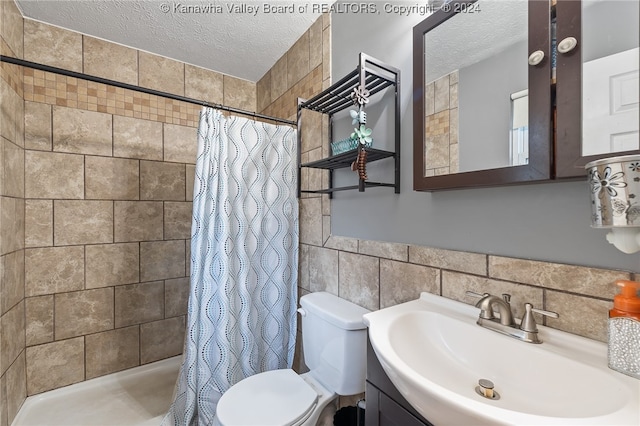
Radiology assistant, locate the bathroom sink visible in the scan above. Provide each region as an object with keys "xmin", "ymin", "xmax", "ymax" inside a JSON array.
[{"xmin": 363, "ymin": 292, "xmax": 640, "ymax": 425}]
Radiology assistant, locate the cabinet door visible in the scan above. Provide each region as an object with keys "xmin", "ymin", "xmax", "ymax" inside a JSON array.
[
  {"xmin": 555, "ymin": 0, "xmax": 640, "ymax": 178},
  {"xmin": 365, "ymin": 383, "xmax": 431, "ymax": 426}
]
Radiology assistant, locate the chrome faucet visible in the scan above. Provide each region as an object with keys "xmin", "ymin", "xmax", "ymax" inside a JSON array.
[{"xmin": 466, "ymin": 291, "xmax": 559, "ymax": 344}]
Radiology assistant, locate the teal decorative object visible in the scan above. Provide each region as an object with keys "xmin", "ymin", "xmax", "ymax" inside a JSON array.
[
  {"xmin": 331, "ymin": 137, "xmax": 372, "ymax": 155},
  {"xmin": 351, "ymin": 125, "xmax": 373, "ymax": 145}
]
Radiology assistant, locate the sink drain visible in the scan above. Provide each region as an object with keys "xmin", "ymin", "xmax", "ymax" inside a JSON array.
[{"xmin": 475, "ymin": 379, "xmax": 500, "ymax": 400}]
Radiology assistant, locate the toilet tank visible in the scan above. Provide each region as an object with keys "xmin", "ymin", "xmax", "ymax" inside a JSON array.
[{"xmin": 299, "ymin": 292, "xmax": 370, "ymax": 395}]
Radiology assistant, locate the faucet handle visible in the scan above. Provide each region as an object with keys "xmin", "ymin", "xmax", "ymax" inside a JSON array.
[
  {"xmin": 520, "ymin": 303, "xmax": 559, "ymax": 333},
  {"xmin": 466, "ymin": 290, "xmax": 489, "ymax": 299},
  {"xmin": 502, "ymin": 293, "xmax": 511, "ymax": 303}
]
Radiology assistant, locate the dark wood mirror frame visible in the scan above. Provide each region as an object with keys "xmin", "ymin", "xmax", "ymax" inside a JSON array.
[{"xmin": 413, "ymin": 0, "xmax": 552, "ymax": 191}]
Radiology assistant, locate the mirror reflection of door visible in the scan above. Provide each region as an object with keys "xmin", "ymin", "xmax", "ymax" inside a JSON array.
[{"xmin": 581, "ymin": 0, "xmax": 639, "ymax": 157}]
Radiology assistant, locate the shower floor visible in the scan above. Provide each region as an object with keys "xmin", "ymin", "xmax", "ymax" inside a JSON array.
[{"xmin": 12, "ymin": 356, "xmax": 181, "ymax": 426}]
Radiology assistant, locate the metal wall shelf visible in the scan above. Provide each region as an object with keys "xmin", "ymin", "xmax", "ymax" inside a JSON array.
[{"xmin": 297, "ymin": 53, "xmax": 401, "ymax": 197}]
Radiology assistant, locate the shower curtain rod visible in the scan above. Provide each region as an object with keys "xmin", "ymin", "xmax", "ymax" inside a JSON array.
[{"xmin": 0, "ymin": 55, "xmax": 296, "ymax": 126}]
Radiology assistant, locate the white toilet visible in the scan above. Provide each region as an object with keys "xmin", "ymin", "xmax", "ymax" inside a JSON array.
[{"xmin": 216, "ymin": 291, "xmax": 371, "ymax": 426}]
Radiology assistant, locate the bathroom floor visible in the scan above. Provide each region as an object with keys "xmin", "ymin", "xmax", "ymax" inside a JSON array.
[{"xmin": 11, "ymin": 356, "xmax": 181, "ymax": 426}]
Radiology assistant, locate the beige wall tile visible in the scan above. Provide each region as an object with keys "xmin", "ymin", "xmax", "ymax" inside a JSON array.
[
  {"xmin": 545, "ymin": 291, "xmax": 609, "ymax": 342},
  {"xmin": 85, "ymin": 243, "xmax": 139, "ymax": 289},
  {"xmin": 1, "ymin": 250, "xmax": 24, "ymax": 314},
  {"xmin": 1, "ymin": 0, "xmax": 24, "ymax": 59},
  {"xmin": 434, "ymin": 75, "xmax": 450, "ymax": 113},
  {"xmin": 113, "ymin": 116, "xmax": 163, "ymax": 161},
  {"xmin": 322, "ymin": 26, "xmax": 331, "ymax": 82},
  {"xmin": 338, "ymin": 251, "xmax": 379, "ymax": 311},
  {"xmin": 299, "ymin": 197, "xmax": 322, "ymax": 246},
  {"xmin": 114, "ymin": 201, "xmax": 163, "ymax": 242},
  {"xmin": 425, "ymin": 82, "xmax": 435, "ymax": 116},
  {"xmin": 322, "ymin": 215, "xmax": 330, "ymax": 246},
  {"xmin": 25, "ymin": 151, "xmax": 84, "ymax": 199},
  {"xmin": 300, "ymin": 109, "xmax": 323, "ymax": 153},
  {"xmin": 55, "ymin": 288, "xmax": 114, "ymax": 340},
  {"xmin": 83, "ymin": 36, "xmax": 138, "ymax": 85},
  {"xmin": 53, "ymin": 106, "xmax": 112, "ymax": 156},
  {"xmin": 299, "ymin": 244, "xmax": 310, "ymax": 291},
  {"xmin": 185, "ymin": 165, "xmax": 195, "ymax": 201},
  {"xmin": 410, "ymin": 246, "xmax": 487, "ymax": 276},
  {"xmin": 287, "ymin": 32, "xmax": 310, "ymax": 88},
  {"xmin": 85, "ymin": 156, "xmax": 139, "ymax": 200},
  {"xmin": 115, "ymin": 281, "xmax": 164, "ymax": 327},
  {"xmin": 25, "ymin": 200, "xmax": 53, "ymax": 248},
  {"xmin": 324, "ymin": 235, "xmax": 358, "ymax": 252},
  {"xmin": 308, "ymin": 246, "xmax": 338, "ymax": 295},
  {"xmin": 25, "ymin": 295, "xmax": 54, "ymax": 346},
  {"xmin": 140, "ymin": 316, "xmax": 185, "ymax": 364},
  {"xmin": 5, "ymin": 351, "xmax": 25, "ymax": 425},
  {"xmin": 309, "ymin": 18, "xmax": 323, "ymax": 70},
  {"xmin": 359, "ymin": 240, "xmax": 408, "ymax": 262},
  {"xmin": 256, "ymin": 71, "xmax": 272, "ymax": 113},
  {"xmin": 85, "ymin": 326, "xmax": 139, "ymax": 380},
  {"xmin": 489, "ymin": 256, "xmax": 629, "ymax": 299},
  {"xmin": 223, "ymin": 75, "xmax": 256, "ymax": 112},
  {"xmin": 380, "ymin": 260, "xmax": 440, "ymax": 309},
  {"xmin": 185, "ymin": 239, "xmax": 191, "ymax": 277},
  {"xmin": 270, "ymin": 55, "xmax": 288, "ymax": 101},
  {"xmin": 165, "ymin": 277, "xmax": 189, "ymax": 318},
  {"xmin": 185, "ymin": 64, "xmax": 223, "ymax": 105},
  {"xmin": 25, "ymin": 246, "xmax": 84, "ymax": 296},
  {"xmin": 0, "ymin": 301, "xmax": 24, "ymax": 375},
  {"xmin": 24, "ymin": 20, "xmax": 82, "ymax": 72},
  {"xmin": 140, "ymin": 240, "xmax": 186, "ymax": 282},
  {"xmin": 0, "ymin": 372, "xmax": 5, "ymax": 426},
  {"xmin": 26, "ymin": 337, "xmax": 84, "ymax": 395},
  {"xmin": 138, "ymin": 51, "xmax": 184, "ymax": 96},
  {"xmin": 441, "ymin": 271, "xmax": 544, "ymax": 320},
  {"xmin": 164, "ymin": 202, "xmax": 192, "ymax": 240},
  {"xmin": 140, "ymin": 161, "xmax": 185, "ymax": 201},
  {"xmin": 164, "ymin": 123, "xmax": 197, "ymax": 164},
  {"xmin": 0, "ymin": 196, "xmax": 24, "ymax": 255},
  {"xmin": 0, "ymin": 78, "xmax": 18, "ymax": 145},
  {"xmin": 1, "ymin": 139, "xmax": 24, "ymax": 198},
  {"xmin": 54, "ymin": 200, "xmax": 113, "ymax": 246}
]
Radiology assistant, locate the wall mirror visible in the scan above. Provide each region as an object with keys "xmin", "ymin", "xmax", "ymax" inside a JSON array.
[{"xmin": 413, "ymin": 0, "xmax": 551, "ymax": 191}]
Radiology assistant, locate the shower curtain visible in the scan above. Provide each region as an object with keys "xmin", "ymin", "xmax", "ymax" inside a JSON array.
[{"xmin": 162, "ymin": 108, "xmax": 299, "ymax": 425}]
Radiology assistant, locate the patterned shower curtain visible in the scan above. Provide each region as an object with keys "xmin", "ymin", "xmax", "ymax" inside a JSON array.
[{"xmin": 162, "ymin": 108, "xmax": 299, "ymax": 425}]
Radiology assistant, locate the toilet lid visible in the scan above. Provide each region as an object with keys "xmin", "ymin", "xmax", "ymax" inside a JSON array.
[{"xmin": 217, "ymin": 369, "xmax": 318, "ymax": 426}]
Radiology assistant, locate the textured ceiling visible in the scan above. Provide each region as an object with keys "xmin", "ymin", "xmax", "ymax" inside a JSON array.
[{"xmin": 15, "ymin": 0, "xmax": 327, "ymax": 82}]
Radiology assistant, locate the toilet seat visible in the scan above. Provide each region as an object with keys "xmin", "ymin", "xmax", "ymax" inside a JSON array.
[{"xmin": 216, "ymin": 369, "xmax": 319, "ymax": 426}]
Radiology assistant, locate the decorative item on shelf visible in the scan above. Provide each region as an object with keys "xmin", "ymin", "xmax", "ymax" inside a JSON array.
[
  {"xmin": 350, "ymin": 84, "xmax": 370, "ymax": 106},
  {"xmin": 331, "ymin": 137, "xmax": 371, "ymax": 155},
  {"xmin": 356, "ymin": 148, "xmax": 368, "ymax": 180},
  {"xmin": 585, "ymin": 154, "xmax": 640, "ymax": 253},
  {"xmin": 350, "ymin": 108, "xmax": 367, "ymax": 125}
]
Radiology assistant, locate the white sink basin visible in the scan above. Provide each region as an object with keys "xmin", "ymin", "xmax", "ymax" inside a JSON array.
[{"xmin": 363, "ymin": 292, "xmax": 640, "ymax": 425}]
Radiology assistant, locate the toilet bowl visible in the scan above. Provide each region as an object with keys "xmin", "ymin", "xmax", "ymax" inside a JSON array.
[{"xmin": 216, "ymin": 292, "xmax": 370, "ymax": 426}]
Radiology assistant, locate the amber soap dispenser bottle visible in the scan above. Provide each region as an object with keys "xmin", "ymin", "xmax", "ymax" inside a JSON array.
[{"xmin": 608, "ymin": 280, "xmax": 640, "ymax": 379}]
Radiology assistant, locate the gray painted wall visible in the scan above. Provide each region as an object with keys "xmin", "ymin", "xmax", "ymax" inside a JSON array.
[{"xmin": 329, "ymin": 5, "xmax": 639, "ymax": 272}]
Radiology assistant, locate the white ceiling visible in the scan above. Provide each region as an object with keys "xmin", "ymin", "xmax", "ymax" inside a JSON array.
[{"xmin": 15, "ymin": 0, "xmax": 328, "ymax": 82}]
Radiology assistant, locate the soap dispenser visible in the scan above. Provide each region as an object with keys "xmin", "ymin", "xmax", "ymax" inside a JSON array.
[{"xmin": 608, "ymin": 280, "xmax": 640, "ymax": 379}]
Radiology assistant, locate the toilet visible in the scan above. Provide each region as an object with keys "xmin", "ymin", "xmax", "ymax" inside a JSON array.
[{"xmin": 216, "ymin": 291, "xmax": 371, "ymax": 426}]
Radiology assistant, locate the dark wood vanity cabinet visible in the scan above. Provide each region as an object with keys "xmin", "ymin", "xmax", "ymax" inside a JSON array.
[{"xmin": 365, "ymin": 339, "xmax": 433, "ymax": 426}]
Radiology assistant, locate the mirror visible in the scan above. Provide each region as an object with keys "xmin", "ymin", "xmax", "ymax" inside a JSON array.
[
  {"xmin": 413, "ymin": 0, "xmax": 551, "ymax": 190},
  {"xmin": 423, "ymin": 0, "xmax": 528, "ymax": 175}
]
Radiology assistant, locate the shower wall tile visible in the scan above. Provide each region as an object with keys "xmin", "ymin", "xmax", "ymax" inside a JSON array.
[
  {"xmin": 85, "ymin": 156, "xmax": 139, "ymax": 200},
  {"xmin": 25, "ymin": 246, "xmax": 84, "ymax": 296},
  {"xmin": 83, "ymin": 36, "xmax": 138, "ymax": 86},
  {"xmin": 1, "ymin": 0, "xmax": 23, "ymax": 59},
  {"xmin": 138, "ymin": 51, "xmax": 184, "ymax": 96},
  {"xmin": 113, "ymin": 115, "xmax": 163, "ymax": 161},
  {"xmin": 309, "ymin": 19, "xmax": 323, "ymax": 70},
  {"xmin": 164, "ymin": 123, "xmax": 197, "ymax": 164},
  {"xmin": 0, "ymin": 250, "xmax": 24, "ymax": 314},
  {"xmin": 0, "ymin": 373, "xmax": 5, "ymax": 426},
  {"xmin": 0, "ymin": 196, "xmax": 24, "ymax": 255},
  {"xmin": 54, "ymin": 288, "xmax": 114, "ymax": 340},
  {"xmin": 287, "ymin": 31, "xmax": 310, "ymax": 88},
  {"xmin": 114, "ymin": 201, "xmax": 163, "ymax": 242},
  {"xmin": 185, "ymin": 64, "xmax": 224, "ymax": 105},
  {"xmin": 25, "ymin": 199, "xmax": 53, "ymax": 247},
  {"xmin": 140, "ymin": 316, "xmax": 186, "ymax": 364},
  {"xmin": 298, "ymin": 244, "xmax": 310, "ymax": 292},
  {"xmin": 299, "ymin": 197, "xmax": 322, "ymax": 246},
  {"xmin": 380, "ymin": 260, "xmax": 439, "ymax": 309},
  {"xmin": 186, "ymin": 165, "xmax": 195, "ymax": 201},
  {"xmin": 85, "ymin": 326, "xmax": 140, "ymax": 380},
  {"xmin": 165, "ymin": 277, "xmax": 189, "ymax": 318},
  {"xmin": 140, "ymin": 240, "xmax": 186, "ymax": 282},
  {"xmin": 25, "ymin": 295, "xmax": 54, "ymax": 346},
  {"xmin": 270, "ymin": 55, "xmax": 288, "ymax": 102},
  {"xmin": 85, "ymin": 243, "xmax": 139, "ymax": 289},
  {"xmin": 52, "ymin": 106, "xmax": 112, "ymax": 156},
  {"xmin": 25, "ymin": 151, "xmax": 84, "ymax": 199},
  {"xmin": 338, "ymin": 252, "xmax": 379, "ymax": 311},
  {"xmin": 5, "ymin": 351, "xmax": 25, "ymax": 424},
  {"xmin": 2, "ymin": 138, "xmax": 24, "ymax": 198},
  {"xmin": 223, "ymin": 75, "xmax": 256, "ymax": 112},
  {"xmin": 185, "ymin": 239, "xmax": 191, "ymax": 277},
  {"xmin": 53, "ymin": 200, "xmax": 113, "ymax": 246},
  {"xmin": 26, "ymin": 337, "xmax": 84, "ymax": 395},
  {"xmin": 308, "ymin": 246, "xmax": 338, "ymax": 295},
  {"xmin": 0, "ymin": 301, "xmax": 24, "ymax": 375},
  {"xmin": 256, "ymin": 71, "xmax": 272, "ymax": 113},
  {"xmin": 24, "ymin": 20, "xmax": 82, "ymax": 72},
  {"xmin": 114, "ymin": 281, "xmax": 164, "ymax": 327},
  {"xmin": 140, "ymin": 161, "xmax": 186, "ymax": 201},
  {"xmin": 164, "ymin": 202, "xmax": 193, "ymax": 240}
]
